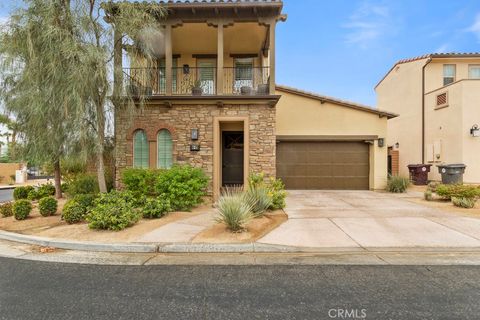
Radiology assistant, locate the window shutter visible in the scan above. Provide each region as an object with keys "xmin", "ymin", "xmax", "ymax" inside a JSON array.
[
  {"xmin": 133, "ymin": 130, "xmax": 149, "ymax": 168},
  {"xmin": 157, "ymin": 129, "xmax": 173, "ymax": 169}
]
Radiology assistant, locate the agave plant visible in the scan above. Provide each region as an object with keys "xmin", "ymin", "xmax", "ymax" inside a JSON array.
[
  {"xmin": 215, "ymin": 187, "xmax": 255, "ymax": 232},
  {"xmin": 244, "ymin": 186, "xmax": 273, "ymax": 218}
]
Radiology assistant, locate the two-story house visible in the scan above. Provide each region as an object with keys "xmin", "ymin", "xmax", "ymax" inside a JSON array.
[
  {"xmin": 376, "ymin": 53, "xmax": 480, "ymax": 183},
  {"xmin": 106, "ymin": 0, "xmax": 395, "ymax": 199}
]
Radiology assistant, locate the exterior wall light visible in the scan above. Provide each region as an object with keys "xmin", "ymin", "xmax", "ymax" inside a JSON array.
[
  {"xmin": 191, "ymin": 128, "xmax": 199, "ymax": 140},
  {"xmin": 395, "ymin": 142, "xmax": 400, "ymax": 149},
  {"xmin": 471, "ymin": 124, "xmax": 480, "ymax": 137},
  {"xmin": 378, "ymin": 138, "xmax": 385, "ymax": 147}
]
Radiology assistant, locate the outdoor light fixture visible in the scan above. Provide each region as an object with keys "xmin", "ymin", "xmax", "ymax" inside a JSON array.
[
  {"xmin": 471, "ymin": 124, "xmax": 480, "ymax": 137},
  {"xmin": 191, "ymin": 128, "xmax": 199, "ymax": 140},
  {"xmin": 395, "ymin": 142, "xmax": 400, "ymax": 149},
  {"xmin": 378, "ymin": 138, "xmax": 385, "ymax": 147}
]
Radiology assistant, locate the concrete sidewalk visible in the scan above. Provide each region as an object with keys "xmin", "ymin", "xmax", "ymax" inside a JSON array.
[{"xmin": 258, "ymin": 190, "xmax": 480, "ymax": 249}]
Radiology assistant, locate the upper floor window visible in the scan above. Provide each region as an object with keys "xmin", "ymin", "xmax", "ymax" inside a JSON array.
[
  {"xmin": 443, "ymin": 64, "xmax": 456, "ymax": 86},
  {"xmin": 157, "ymin": 129, "xmax": 173, "ymax": 169},
  {"xmin": 133, "ymin": 130, "xmax": 149, "ymax": 168},
  {"xmin": 234, "ymin": 58, "xmax": 254, "ymax": 90},
  {"xmin": 469, "ymin": 65, "xmax": 480, "ymax": 79}
]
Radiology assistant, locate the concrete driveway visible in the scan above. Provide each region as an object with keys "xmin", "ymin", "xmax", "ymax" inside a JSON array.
[{"xmin": 258, "ymin": 190, "xmax": 480, "ymax": 250}]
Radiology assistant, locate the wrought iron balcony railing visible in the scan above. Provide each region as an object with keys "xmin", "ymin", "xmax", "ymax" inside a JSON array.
[{"xmin": 122, "ymin": 66, "xmax": 270, "ymax": 96}]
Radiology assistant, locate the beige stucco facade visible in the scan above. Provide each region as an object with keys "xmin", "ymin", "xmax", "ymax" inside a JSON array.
[
  {"xmin": 276, "ymin": 87, "xmax": 392, "ymax": 190},
  {"xmin": 377, "ymin": 55, "xmax": 480, "ymax": 183}
]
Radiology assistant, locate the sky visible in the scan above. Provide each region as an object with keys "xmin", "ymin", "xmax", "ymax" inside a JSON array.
[{"xmin": 1, "ymin": 0, "xmax": 480, "ymax": 106}]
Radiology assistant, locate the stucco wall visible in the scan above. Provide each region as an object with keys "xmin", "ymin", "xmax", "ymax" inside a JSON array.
[
  {"xmin": 0, "ymin": 163, "xmax": 23, "ymax": 184},
  {"xmin": 115, "ymin": 103, "xmax": 276, "ymax": 194},
  {"xmin": 376, "ymin": 58, "xmax": 427, "ymax": 178},
  {"xmin": 461, "ymin": 81, "xmax": 480, "ymax": 183},
  {"xmin": 276, "ymin": 89, "xmax": 389, "ymax": 190},
  {"xmin": 424, "ymin": 58, "xmax": 480, "ymax": 93}
]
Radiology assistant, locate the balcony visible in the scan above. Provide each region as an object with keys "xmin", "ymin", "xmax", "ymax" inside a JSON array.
[{"xmin": 122, "ymin": 66, "xmax": 271, "ymax": 97}]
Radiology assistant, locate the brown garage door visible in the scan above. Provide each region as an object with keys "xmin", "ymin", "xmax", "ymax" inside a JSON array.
[{"xmin": 276, "ymin": 141, "xmax": 370, "ymax": 190}]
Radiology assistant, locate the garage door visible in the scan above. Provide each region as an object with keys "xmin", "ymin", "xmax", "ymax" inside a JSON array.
[{"xmin": 276, "ymin": 141, "xmax": 370, "ymax": 190}]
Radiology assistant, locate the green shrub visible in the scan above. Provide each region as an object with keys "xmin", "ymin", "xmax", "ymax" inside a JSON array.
[
  {"xmin": 247, "ymin": 173, "xmax": 287, "ymax": 210},
  {"xmin": 427, "ymin": 181, "xmax": 440, "ymax": 192},
  {"xmin": 267, "ymin": 177, "xmax": 287, "ymax": 210},
  {"xmin": 142, "ymin": 197, "xmax": 172, "ymax": 219},
  {"xmin": 66, "ymin": 174, "xmax": 99, "ymax": 197},
  {"xmin": 73, "ymin": 194, "xmax": 97, "ymax": 210},
  {"xmin": 436, "ymin": 184, "xmax": 480, "ymax": 200},
  {"xmin": 424, "ymin": 190, "xmax": 433, "ymax": 201},
  {"xmin": 61, "ymin": 182, "xmax": 70, "ymax": 193},
  {"xmin": 244, "ymin": 186, "xmax": 273, "ymax": 218},
  {"xmin": 13, "ymin": 186, "xmax": 34, "ymax": 200},
  {"xmin": 0, "ymin": 202, "xmax": 13, "ymax": 217},
  {"xmin": 38, "ymin": 196, "xmax": 58, "ymax": 217},
  {"xmin": 62, "ymin": 199, "xmax": 88, "ymax": 224},
  {"xmin": 386, "ymin": 176, "xmax": 410, "ymax": 193},
  {"xmin": 452, "ymin": 197, "xmax": 477, "ymax": 209},
  {"xmin": 37, "ymin": 183, "xmax": 55, "ymax": 198},
  {"xmin": 86, "ymin": 191, "xmax": 141, "ymax": 231},
  {"xmin": 27, "ymin": 189, "xmax": 39, "ymax": 201},
  {"xmin": 155, "ymin": 165, "xmax": 208, "ymax": 211},
  {"xmin": 13, "ymin": 199, "xmax": 32, "ymax": 220},
  {"xmin": 121, "ymin": 168, "xmax": 160, "ymax": 197},
  {"xmin": 215, "ymin": 188, "xmax": 254, "ymax": 232}
]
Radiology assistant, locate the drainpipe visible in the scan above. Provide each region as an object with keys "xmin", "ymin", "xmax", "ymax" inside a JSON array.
[{"xmin": 422, "ymin": 58, "xmax": 432, "ymax": 164}]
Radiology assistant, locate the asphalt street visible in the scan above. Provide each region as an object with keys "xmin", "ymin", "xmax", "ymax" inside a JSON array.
[
  {"xmin": 0, "ymin": 257, "xmax": 479, "ymax": 320},
  {"xmin": 0, "ymin": 188, "xmax": 13, "ymax": 202}
]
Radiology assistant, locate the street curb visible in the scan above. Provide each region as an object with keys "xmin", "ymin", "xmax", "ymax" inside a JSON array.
[{"xmin": 3, "ymin": 230, "xmax": 480, "ymax": 254}]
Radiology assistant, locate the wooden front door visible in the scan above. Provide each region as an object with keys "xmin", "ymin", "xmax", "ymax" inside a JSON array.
[{"xmin": 222, "ymin": 132, "xmax": 244, "ymax": 186}]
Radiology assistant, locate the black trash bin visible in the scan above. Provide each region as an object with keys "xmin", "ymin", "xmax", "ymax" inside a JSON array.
[
  {"xmin": 407, "ymin": 164, "xmax": 432, "ymax": 185},
  {"xmin": 437, "ymin": 164, "xmax": 466, "ymax": 184}
]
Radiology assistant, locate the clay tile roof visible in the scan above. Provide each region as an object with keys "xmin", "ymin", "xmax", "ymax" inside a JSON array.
[
  {"xmin": 276, "ymin": 85, "xmax": 398, "ymax": 119},
  {"xmin": 376, "ymin": 52, "xmax": 480, "ymax": 89}
]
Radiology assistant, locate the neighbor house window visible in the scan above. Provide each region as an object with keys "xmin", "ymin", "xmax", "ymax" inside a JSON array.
[
  {"xmin": 157, "ymin": 129, "xmax": 173, "ymax": 169},
  {"xmin": 443, "ymin": 64, "xmax": 455, "ymax": 85},
  {"xmin": 469, "ymin": 65, "xmax": 480, "ymax": 79},
  {"xmin": 133, "ymin": 130, "xmax": 149, "ymax": 168}
]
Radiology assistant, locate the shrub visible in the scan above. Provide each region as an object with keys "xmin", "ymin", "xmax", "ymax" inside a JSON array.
[
  {"xmin": 386, "ymin": 176, "xmax": 410, "ymax": 193},
  {"xmin": 155, "ymin": 165, "xmax": 208, "ymax": 211},
  {"xmin": 66, "ymin": 174, "xmax": 99, "ymax": 197},
  {"xmin": 13, "ymin": 186, "xmax": 34, "ymax": 200},
  {"xmin": 37, "ymin": 183, "xmax": 55, "ymax": 198},
  {"xmin": 436, "ymin": 184, "xmax": 480, "ymax": 200},
  {"xmin": 61, "ymin": 182, "xmax": 70, "ymax": 193},
  {"xmin": 0, "ymin": 202, "xmax": 13, "ymax": 217},
  {"xmin": 62, "ymin": 199, "xmax": 88, "ymax": 224},
  {"xmin": 247, "ymin": 173, "xmax": 287, "ymax": 210},
  {"xmin": 452, "ymin": 197, "xmax": 477, "ymax": 209},
  {"xmin": 424, "ymin": 190, "xmax": 433, "ymax": 201},
  {"xmin": 215, "ymin": 188, "xmax": 254, "ymax": 232},
  {"xmin": 121, "ymin": 168, "xmax": 160, "ymax": 197},
  {"xmin": 142, "ymin": 197, "xmax": 172, "ymax": 219},
  {"xmin": 267, "ymin": 177, "xmax": 287, "ymax": 210},
  {"xmin": 86, "ymin": 191, "xmax": 141, "ymax": 231},
  {"xmin": 427, "ymin": 181, "xmax": 440, "ymax": 192},
  {"xmin": 73, "ymin": 194, "xmax": 97, "ymax": 210},
  {"xmin": 13, "ymin": 199, "xmax": 32, "ymax": 220},
  {"xmin": 38, "ymin": 196, "xmax": 58, "ymax": 217},
  {"xmin": 244, "ymin": 186, "xmax": 272, "ymax": 218},
  {"xmin": 27, "ymin": 189, "xmax": 39, "ymax": 201}
]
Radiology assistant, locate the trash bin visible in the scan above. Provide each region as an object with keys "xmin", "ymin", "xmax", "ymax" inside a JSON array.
[
  {"xmin": 437, "ymin": 164, "xmax": 466, "ymax": 184},
  {"xmin": 407, "ymin": 164, "xmax": 432, "ymax": 185}
]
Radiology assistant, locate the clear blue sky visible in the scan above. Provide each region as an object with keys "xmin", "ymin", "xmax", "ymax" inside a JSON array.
[{"xmin": 1, "ymin": 0, "xmax": 480, "ymax": 106}]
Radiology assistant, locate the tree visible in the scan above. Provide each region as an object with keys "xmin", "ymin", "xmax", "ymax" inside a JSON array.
[
  {"xmin": 0, "ymin": 0, "xmax": 166, "ymax": 196},
  {"xmin": 0, "ymin": 0, "xmax": 87, "ymax": 198}
]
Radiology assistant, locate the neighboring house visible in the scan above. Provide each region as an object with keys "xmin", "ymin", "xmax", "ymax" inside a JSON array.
[
  {"xmin": 107, "ymin": 0, "xmax": 395, "ymax": 199},
  {"xmin": 376, "ymin": 53, "xmax": 480, "ymax": 183}
]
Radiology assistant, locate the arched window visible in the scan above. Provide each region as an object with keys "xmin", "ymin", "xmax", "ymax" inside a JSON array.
[
  {"xmin": 133, "ymin": 130, "xmax": 149, "ymax": 168},
  {"xmin": 157, "ymin": 129, "xmax": 173, "ymax": 169}
]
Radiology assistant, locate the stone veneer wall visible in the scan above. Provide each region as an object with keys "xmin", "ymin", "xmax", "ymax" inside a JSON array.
[{"xmin": 115, "ymin": 103, "xmax": 276, "ymax": 194}]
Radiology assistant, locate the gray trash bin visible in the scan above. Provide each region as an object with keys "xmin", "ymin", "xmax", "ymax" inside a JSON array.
[{"xmin": 437, "ymin": 164, "xmax": 466, "ymax": 184}]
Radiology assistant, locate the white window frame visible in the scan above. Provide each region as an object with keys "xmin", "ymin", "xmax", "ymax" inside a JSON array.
[
  {"xmin": 443, "ymin": 64, "xmax": 456, "ymax": 86},
  {"xmin": 468, "ymin": 64, "xmax": 480, "ymax": 79}
]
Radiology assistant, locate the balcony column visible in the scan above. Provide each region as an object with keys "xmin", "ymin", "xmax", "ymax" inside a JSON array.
[
  {"xmin": 216, "ymin": 23, "xmax": 224, "ymax": 95},
  {"xmin": 165, "ymin": 24, "xmax": 173, "ymax": 95},
  {"xmin": 268, "ymin": 20, "xmax": 276, "ymax": 95}
]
